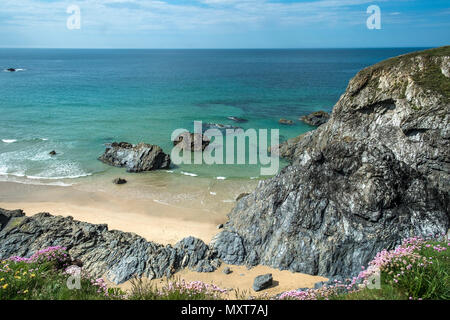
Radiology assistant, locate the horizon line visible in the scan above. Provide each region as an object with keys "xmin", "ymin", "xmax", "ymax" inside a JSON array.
[{"xmin": 0, "ymin": 46, "xmax": 435, "ymax": 50}]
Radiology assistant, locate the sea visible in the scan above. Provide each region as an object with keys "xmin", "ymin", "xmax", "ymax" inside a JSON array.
[{"xmin": 0, "ymin": 48, "xmax": 424, "ymax": 187}]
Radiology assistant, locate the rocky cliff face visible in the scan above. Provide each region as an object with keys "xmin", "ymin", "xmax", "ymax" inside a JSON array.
[
  {"xmin": 280, "ymin": 47, "xmax": 450, "ymax": 195},
  {"xmin": 213, "ymin": 47, "xmax": 450, "ymax": 277},
  {"xmin": 0, "ymin": 209, "xmax": 220, "ymax": 284}
]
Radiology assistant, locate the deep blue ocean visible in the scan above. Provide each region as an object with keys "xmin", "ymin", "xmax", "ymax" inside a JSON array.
[{"xmin": 0, "ymin": 48, "xmax": 424, "ymax": 183}]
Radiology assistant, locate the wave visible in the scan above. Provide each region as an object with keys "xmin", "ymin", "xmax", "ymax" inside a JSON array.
[
  {"xmin": 0, "ymin": 176, "xmax": 72, "ymax": 187},
  {"xmin": 180, "ymin": 171, "xmax": 198, "ymax": 177},
  {"xmin": 4, "ymin": 68, "xmax": 25, "ymax": 72},
  {"xmin": 26, "ymin": 172, "xmax": 92, "ymax": 180},
  {"xmin": 2, "ymin": 139, "xmax": 17, "ymax": 144},
  {"xmin": 216, "ymin": 176, "xmax": 226, "ymax": 180}
]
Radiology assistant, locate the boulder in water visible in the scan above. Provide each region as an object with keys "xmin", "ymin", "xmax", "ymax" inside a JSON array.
[
  {"xmin": 99, "ymin": 142, "xmax": 171, "ymax": 172},
  {"xmin": 299, "ymin": 111, "xmax": 330, "ymax": 126}
]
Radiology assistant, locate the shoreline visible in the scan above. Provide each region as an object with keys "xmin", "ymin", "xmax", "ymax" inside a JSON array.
[
  {"xmin": 0, "ymin": 179, "xmax": 236, "ymax": 245},
  {"xmin": 0, "ymin": 179, "xmax": 329, "ymax": 295}
]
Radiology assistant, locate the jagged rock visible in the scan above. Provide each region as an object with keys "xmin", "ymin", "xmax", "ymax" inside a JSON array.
[
  {"xmin": 217, "ymin": 224, "xmax": 224, "ymax": 229},
  {"xmin": 213, "ymin": 140, "xmax": 448, "ymax": 277},
  {"xmin": 299, "ymin": 111, "xmax": 330, "ymax": 126},
  {"xmin": 173, "ymin": 132, "xmax": 210, "ymax": 152},
  {"xmin": 253, "ymin": 274, "xmax": 273, "ymax": 291},
  {"xmin": 222, "ymin": 267, "xmax": 231, "ymax": 274},
  {"xmin": 0, "ymin": 209, "xmax": 219, "ymax": 284},
  {"xmin": 212, "ymin": 47, "xmax": 450, "ymax": 278},
  {"xmin": 280, "ymin": 46, "xmax": 450, "ymax": 195},
  {"xmin": 49, "ymin": 150, "xmax": 57, "ymax": 156},
  {"xmin": 99, "ymin": 142, "xmax": 171, "ymax": 172},
  {"xmin": 278, "ymin": 119, "xmax": 294, "ymax": 125},
  {"xmin": 6, "ymin": 68, "xmax": 16, "ymax": 72},
  {"xmin": 113, "ymin": 178, "xmax": 127, "ymax": 185}
]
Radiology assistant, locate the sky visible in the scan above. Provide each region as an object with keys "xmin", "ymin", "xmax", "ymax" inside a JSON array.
[{"xmin": 0, "ymin": 0, "xmax": 449, "ymax": 48}]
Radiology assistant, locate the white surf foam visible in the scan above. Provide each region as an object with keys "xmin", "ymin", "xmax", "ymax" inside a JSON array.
[
  {"xmin": 181, "ymin": 171, "xmax": 198, "ymax": 177},
  {"xmin": 2, "ymin": 139, "xmax": 17, "ymax": 144},
  {"xmin": 216, "ymin": 176, "xmax": 226, "ymax": 180}
]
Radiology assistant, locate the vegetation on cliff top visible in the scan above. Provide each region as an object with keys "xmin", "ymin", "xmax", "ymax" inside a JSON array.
[{"xmin": 357, "ymin": 46, "xmax": 450, "ymax": 102}]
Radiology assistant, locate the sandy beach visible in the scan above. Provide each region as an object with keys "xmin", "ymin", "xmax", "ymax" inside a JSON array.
[
  {"xmin": 0, "ymin": 178, "xmax": 329, "ymax": 294},
  {"xmin": 0, "ymin": 179, "xmax": 232, "ymax": 245},
  {"xmin": 114, "ymin": 264, "xmax": 328, "ymax": 298}
]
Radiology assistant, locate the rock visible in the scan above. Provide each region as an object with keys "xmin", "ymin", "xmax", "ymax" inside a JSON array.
[
  {"xmin": 213, "ymin": 47, "xmax": 450, "ymax": 278},
  {"xmin": 252, "ymin": 274, "xmax": 273, "ymax": 291},
  {"xmin": 6, "ymin": 68, "xmax": 16, "ymax": 72},
  {"xmin": 0, "ymin": 209, "xmax": 220, "ymax": 284},
  {"xmin": 113, "ymin": 178, "xmax": 127, "ymax": 185},
  {"xmin": 222, "ymin": 267, "xmax": 232, "ymax": 274},
  {"xmin": 227, "ymin": 116, "xmax": 248, "ymax": 123},
  {"xmin": 217, "ymin": 224, "xmax": 224, "ymax": 229},
  {"xmin": 214, "ymin": 140, "xmax": 449, "ymax": 277},
  {"xmin": 202, "ymin": 123, "xmax": 242, "ymax": 134},
  {"xmin": 236, "ymin": 193, "xmax": 250, "ymax": 201},
  {"xmin": 280, "ymin": 46, "xmax": 450, "ymax": 195},
  {"xmin": 173, "ymin": 132, "xmax": 210, "ymax": 152},
  {"xmin": 278, "ymin": 119, "xmax": 294, "ymax": 125},
  {"xmin": 49, "ymin": 151, "xmax": 57, "ymax": 156},
  {"xmin": 99, "ymin": 142, "xmax": 171, "ymax": 172},
  {"xmin": 299, "ymin": 111, "xmax": 330, "ymax": 126}
]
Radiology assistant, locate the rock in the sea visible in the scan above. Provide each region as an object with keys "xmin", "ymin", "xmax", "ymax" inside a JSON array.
[
  {"xmin": 299, "ymin": 111, "xmax": 330, "ymax": 126},
  {"xmin": 0, "ymin": 209, "xmax": 220, "ymax": 284},
  {"xmin": 253, "ymin": 274, "xmax": 273, "ymax": 291},
  {"xmin": 213, "ymin": 47, "xmax": 450, "ymax": 278},
  {"xmin": 202, "ymin": 123, "xmax": 242, "ymax": 133},
  {"xmin": 49, "ymin": 150, "xmax": 57, "ymax": 156},
  {"xmin": 113, "ymin": 178, "xmax": 127, "ymax": 185},
  {"xmin": 227, "ymin": 116, "xmax": 248, "ymax": 123},
  {"xmin": 278, "ymin": 119, "xmax": 294, "ymax": 125},
  {"xmin": 173, "ymin": 132, "xmax": 210, "ymax": 152},
  {"xmin": 99, "ymin": 142, "xmax": 171, "ymax": 173},
  {"xmin": 6, "ymin": 68, "xmax": 16, "ymax": 72},
  {"xmin": 280, "ymin": 46, "xmax": 450, "ymax": 195}
]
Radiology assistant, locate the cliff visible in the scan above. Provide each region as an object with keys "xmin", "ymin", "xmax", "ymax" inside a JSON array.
[{"xmin": 213, "ymin": 47, "xmax": 450, "ymax": 277}]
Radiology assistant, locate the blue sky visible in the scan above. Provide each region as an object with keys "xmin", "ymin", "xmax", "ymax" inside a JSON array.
[{"xmin": 0, "ymin": 0, "xmax": 449, "ymax": 48}]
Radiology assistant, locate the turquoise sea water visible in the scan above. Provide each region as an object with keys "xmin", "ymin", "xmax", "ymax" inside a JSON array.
[{"xmin": 0, "ymin": 48, "xmax": 423, "ymax": 183}]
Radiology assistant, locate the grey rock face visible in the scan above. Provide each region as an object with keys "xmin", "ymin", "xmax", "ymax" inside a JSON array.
[
  {"xmin": 299, "ymin": 111, "xmax": 330, "ymax": 126},
  {"xmin": 253, "ymin": 274, "xmax": 273, "ymax": 291},
  {"xmin": 213, "ymin": 140, "xmax": 449, "ymax": 277},
  {"xmin": 281, "ymin": 47, "xmax": 450, "ymax": 195},
  {"xmin": 99, "ymin": 142, "xmax": 171, "ymax": 172},
  {"xmin": 0, "ymin": 209, "xmax": 219, "ymax": 284}
]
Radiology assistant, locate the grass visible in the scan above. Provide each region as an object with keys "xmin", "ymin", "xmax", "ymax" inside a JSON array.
[
  {"xmin": 1, "ymin": 237, "xmax": 448, "ymax": 300},
  {"xmin": 356, "ymin": 45, "xmax": 450, "ymax": 103}
]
